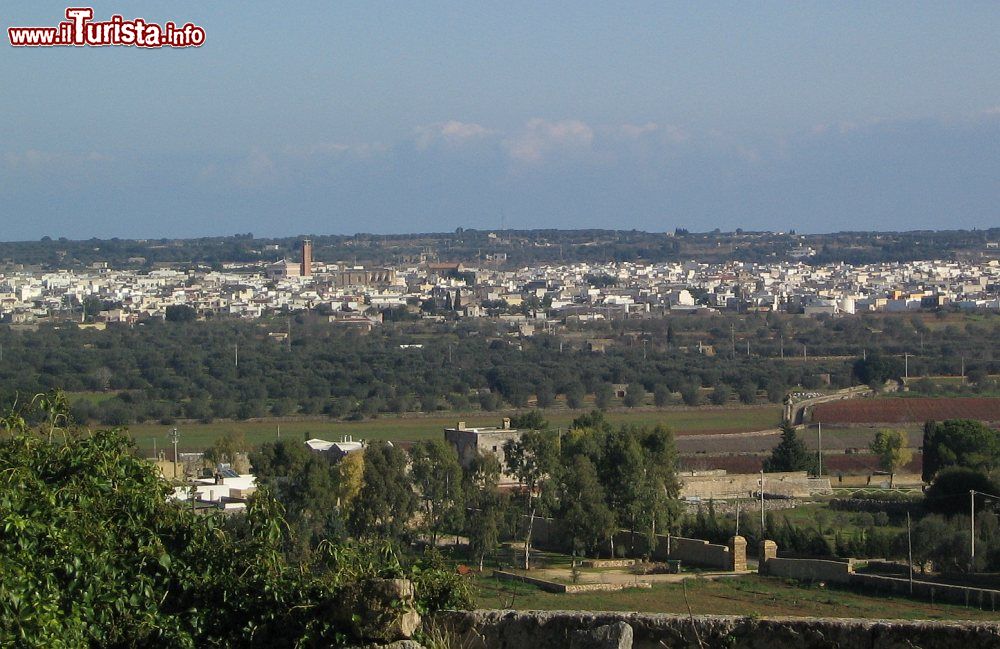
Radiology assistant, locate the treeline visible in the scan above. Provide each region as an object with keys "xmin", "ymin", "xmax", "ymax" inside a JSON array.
[
  {"xmin": 5, "ymin": 228, "xmax": 999, "ymax": 269},
  {"xmin": 249, "ymin": 410, "xmax": 682, "ymax": 570},
  {"xmin": 0, "ymin": 312, "xmax": 996, "ymax": 426}
]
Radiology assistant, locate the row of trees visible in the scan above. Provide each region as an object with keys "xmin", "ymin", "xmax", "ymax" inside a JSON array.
[
  {"xmin": 249, "ymin": 410, "xmax": 683, "ymax": 571},
  {"xmin": 502, "ymin": 412, "xmax": 682, "ymax": 567},
  {"xmin": 1, "ymin": 311, "xmax": 995, "ymax": 425},
  {"xmin": 14, "ymin": 228, "xmax": 1000, "ymax": 269}
]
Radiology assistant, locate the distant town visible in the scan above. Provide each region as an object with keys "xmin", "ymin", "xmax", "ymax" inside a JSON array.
[{"xmin": 1, "ymin": 231, "xmax": 999, "ymax": 327}]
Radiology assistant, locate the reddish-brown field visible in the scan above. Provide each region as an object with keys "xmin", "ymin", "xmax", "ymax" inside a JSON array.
[{"xmin": 813, "ymin": 397, "xmax": 1000, "ymax": 424}]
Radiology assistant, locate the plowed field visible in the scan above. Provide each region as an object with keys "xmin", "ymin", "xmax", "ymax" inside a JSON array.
[{"xmin": 813, "ymin": 397, "xmax": 1000, "ymax": 424}]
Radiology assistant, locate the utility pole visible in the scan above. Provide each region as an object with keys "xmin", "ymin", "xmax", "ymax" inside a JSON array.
[
  {"xmin": 169, "ymin": 427, "xmax": 180, "ymax": 479},
  {"xmin": 780, "ymin": 336, "xmax": 783, "ymax": 359},
  {"xmin": 907, "ymin": 512, "xmax": 914, "ymax": 594},
  {"xmin": 969, "ymin": 489, "xmax": 1000, "ymax": 571},
  {"xmin": 732, "ymin": 323, "xmax": 736, "ymax": 360},
  {"xmin": 904, "ymin": 353, "xmax": 910, "ymax": 380},
  {"xmin": 760, "ymin": 470, "xmax": 765, "ymax": 534},
  {"xmin": 817, "ymin": 422, "xmax": 822, "ymax": 476},
  {"xmin": 971, "ymin": 489, "xmax": 976, "ymax": 569},
  {"xmin": 235, "ymin": 342, "xmax": 239, "ymax": 369}
]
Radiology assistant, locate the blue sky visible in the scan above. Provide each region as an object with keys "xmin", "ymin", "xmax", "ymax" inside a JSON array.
[{"xmin": 1, "ymin": 2, "xmax": 998, "ymax": 239}]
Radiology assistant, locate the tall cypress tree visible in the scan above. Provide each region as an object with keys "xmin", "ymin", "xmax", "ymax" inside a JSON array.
[{"xmin": 764, "ymin": 422, "xmax": 816, "ymax": 473}]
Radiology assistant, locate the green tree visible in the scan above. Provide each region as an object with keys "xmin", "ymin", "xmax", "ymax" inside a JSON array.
[
  {"xmin": 510, "ymin": 410, "xmax": 548, "ymax": 431},
  {"xmin": 852, "ymin": 354, "xmax": 903, "ymax": 388},
  {"xmin": 203, "ymin": 430, "xmax": 247, "ymax": 466},
  {"xmin": 869, "ymin": 428, "xmax": 912, "ymax": 488},
  {"xmin": 623, "ymin": 382, "xmax": 646, "ymax": 408},
  {"xmin": 503, "ymin": 430, "xmax": 559, "ymax": 569},
  {"xmin": 708, "ymin": 383, "xmax": 731, "ymax": 405},
  {"xmin": 763, "ymin": 423, "xmax": 816, "ymax": 473},
  {"xmin": 564, "ymin": 382, "xmax": 586, "ymax": 409},
  {"xmin": 680, "ymin": 383, "xmax": 701, "ymax": 406},
  {"xmin": 534, "ymin": 382, "xmax": 555, "ymax": 409},
  {"xmin": 251, "ymin": 439, "xmax": 347, "ymax": 557},
  {"xmin": 653, "ymin": 383, "xmax": 672, "ymax": 407},
  {"xmin": 737, "ymin": 382, "xmax": 757, "ymax": 405},
  {"xmin": 333, "ymin": 451, "xmax": 364, "ymax": 510},
  {"xmin": 559, "ymin": 455, "xmax": 615, "ymax": 557},
  {"xmin": 594, "ymin": 383, "xmax": 613, "ymax": 410},
  {"xmin": 409, "ymin": 439, "xmax": 464, "ymax": 546},
  {"xmin": 922, "ymin": 419, "xmax": 1000, "ymax": 482},
  {"xmin": 349, "ymin": 442, "xmax": 417, "ymax": 541},
  {"xmin": 464, "ymin": 455, "xmax": 507, "ymax": 570},
  {"xmin": 164, "ymin": 304, "xmax": 197, "ymax": 322},
  {"xmin": 634, "ymin": 425, "xmax": 682, "ymax": 554},
  {"xmin": 925, "ymin": 467, "xmax": 1000, "ymax": 516},
  {"xmin": 0, "ymin": 393, "xmax": 472, "ymax": 647}
]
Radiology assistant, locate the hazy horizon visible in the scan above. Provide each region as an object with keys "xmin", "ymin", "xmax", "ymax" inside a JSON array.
[{"xmin": 3, "ymin": 2, "xmax": 998, "ymax": 240}]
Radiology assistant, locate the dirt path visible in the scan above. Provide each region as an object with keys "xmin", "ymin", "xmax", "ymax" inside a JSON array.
[{"xmin": 529, "ymin": 567, "xmax": 751, "ymax": 585}]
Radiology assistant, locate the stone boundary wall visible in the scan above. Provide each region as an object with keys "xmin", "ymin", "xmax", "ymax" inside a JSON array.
[
  {"xmin": 436, "ymin": 610, "xmax": 1000, "ymax": 649},
  {"xmin": 851, "ymin": 573, "xmax": 1000, "ymax": 610},
  {"xmin": 581, "ymin": 559, "xmax": 635, "ymax": 568},
  {"xmin": 659, "ymin": 535, "xmax": 733, "ymax": 570},
  {"xmin": 761, "ymin": 557, "xmax": 855, "ymax": 584},
  {"xmin": 681, "ymin": 471, "xmax": 831, "ymax": 499},
  {"xmin": 757, "ymin": 546, "xmax": 1000, "ymax": 610},
  {"xmin": 491, "ymin": 571, "xmax": 651, "ymax": 594},
  {"xmin": 526, "ymin": 517, "xmax": 745, "ymax": 571}
]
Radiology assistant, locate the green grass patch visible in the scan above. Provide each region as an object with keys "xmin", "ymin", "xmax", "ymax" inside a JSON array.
[
  {"xmin": 474, "ymin": 573, "xmax": 999, "ymax": 621},
  {"xmin": 122, "ymin": 405, "xmax": 781, "ymax": 454},
  {"xmin": 65, "ymin": 391, "xmax": 119, "ymax": 405}
]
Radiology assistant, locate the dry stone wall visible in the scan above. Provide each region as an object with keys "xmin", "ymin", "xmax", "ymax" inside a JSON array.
[{"xmin": 436, "ymin": 610, "xmax": 1000, "ymax": 649}]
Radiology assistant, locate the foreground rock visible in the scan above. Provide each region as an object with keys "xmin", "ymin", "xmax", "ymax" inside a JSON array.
[
  {"xmin": 333, "ymin": 578, "xmax": 422, "ymax": 644},
  {"xmin": 570, "ymin": 621, "xmax": 633, "ymax": 649}
]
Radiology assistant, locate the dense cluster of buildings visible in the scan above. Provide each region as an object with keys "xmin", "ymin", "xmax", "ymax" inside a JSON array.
[{"xmin": 1, "ymin": 241, "xmax": 998, "ymax": 326}]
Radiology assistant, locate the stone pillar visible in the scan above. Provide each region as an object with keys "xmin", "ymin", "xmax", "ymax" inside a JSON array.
[
  {"xmin": 728, "ymin": 536, "xmax": 747, "ymax": 572},
  {"xmin": 759, "ymin": 540, "xmax": 777, "ymax": 575}
]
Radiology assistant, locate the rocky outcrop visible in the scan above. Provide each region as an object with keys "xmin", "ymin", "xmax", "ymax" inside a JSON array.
[
  {"xmin": 334, "ymin": 578, "xmax": 422, "ymax": 645},
  {"xmin": 570, "ymin": 621, "xmax": 633, "ymax": 649}
]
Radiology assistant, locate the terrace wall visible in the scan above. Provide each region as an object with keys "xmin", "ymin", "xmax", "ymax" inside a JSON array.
[
  {"xmin": 526, "ymin": 517, "xmax": 744, "ymax": 571},
  {"xmin": 849, "ymin": 574, "xmax": 1000, "ymax": 610},
  {"xmin": 680, "ymin": 470, "xmax": 830, "ymax": 499},
  {"xmin": 758, "ymin": 544, "xmax": 1000, "ymax": 610},
  {"xmin": 760, "ymin": 557, "xmax": 855, "ymax": 584},
  {"xmin": 436, "ymin": 610, "xmax": 1000, "ymax": 649}
]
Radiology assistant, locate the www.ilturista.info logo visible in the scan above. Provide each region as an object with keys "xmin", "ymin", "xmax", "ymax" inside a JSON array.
[{"xmin": 8, "ymin": 8, "xmax": 205, "ymax": 48}]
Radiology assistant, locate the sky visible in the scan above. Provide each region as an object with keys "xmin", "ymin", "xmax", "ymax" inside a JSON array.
[{"xmin": 1, "ymin": 1, "xmax": 998, "ymax": 240}]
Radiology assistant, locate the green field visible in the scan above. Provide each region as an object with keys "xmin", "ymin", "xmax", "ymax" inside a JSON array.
[
  {"xmin": 122, "ymin": 405, "xmax": 781, "ymax": 455},
  {"xmin": 475, "ymin": 573, "xmax": 998, "ymax": 621}
]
